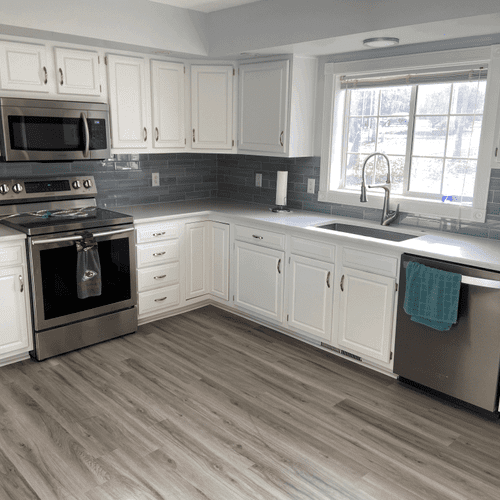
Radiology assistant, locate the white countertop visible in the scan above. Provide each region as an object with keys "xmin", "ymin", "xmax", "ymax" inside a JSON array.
[{"xmin": 117, "ymin": 199, "xmax": 500, "ymax": 272}]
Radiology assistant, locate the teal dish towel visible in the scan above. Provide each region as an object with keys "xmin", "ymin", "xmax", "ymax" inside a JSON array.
[{"xmin": 403, "ymin": 262, "xmax": 462, "ymax": 331}]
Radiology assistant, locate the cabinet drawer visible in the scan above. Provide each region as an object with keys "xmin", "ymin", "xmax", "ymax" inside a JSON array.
[
  {"xmin": 0, "ymin": 243, "xmax": 24, "ymax": 267},
  {"xmin": 138, "ymin": 284, "xmax": 180, "ymax": 316},
  {"xmin": 290, "ymin": 236, "xmax": 335, "ymax": 263},
  {"xmin": 136, "ymin": 221, "xmax": 179, "ymax": 243},
  {"xmin": 137, "ymin": 263, "xmax": 179, "ymax": 292},
  {"xmin": 342, "ymin": 247, "xmax": 398, "ymax": 278},
  {"xmin": 137, "ymin": 240, "xmax": 179, "ymax": 268},
  {"xmin": 234, "ymin": 225, "xmax": 285, "ymax": 250}
]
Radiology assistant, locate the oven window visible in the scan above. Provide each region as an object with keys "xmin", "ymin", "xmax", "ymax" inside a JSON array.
[
  {"xmin": 39, "ymin": 237, "xmax": 131, "ymax": 320},
  {"xmin": 8, "ymin": 116, "xmax": 85, "ymax": 151}
]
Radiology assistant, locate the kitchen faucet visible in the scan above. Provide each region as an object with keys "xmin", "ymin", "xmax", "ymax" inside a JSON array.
[{"xmin": 360, "ymin": 152, "xmax": 399, "ymax": 226}]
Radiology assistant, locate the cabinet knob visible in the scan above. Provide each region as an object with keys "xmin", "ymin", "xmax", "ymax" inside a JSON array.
[
  {"xmin": 155, "ymin": 127, "xmax": 159, "ymax": 141},
  {"xmin": 193, "ymin": 129, "xmax": 196, "ymax": 143},
  {"xmin": 153, "ymin": 252, "xmax": 166, "ymax": 257},
  {"xmin": 59, "ymin": 68, "xmax": 64, "ymax": 86},
  {"xmin": 155, "ymin": 296, "xmax": 167, "ymax": 302},
  {"xmin": 144, "ymin": 127, "xmax": 148, "ymax": 142},
  {"xmin": 19, "ymin": 275, "xmax": 24, "ymax": 293},
  {"xmin": 327, "ymin": 271, "xmax": 331, "ymax": 288},
  {"xmin": 43, "ymin": 66, "xmax": 48, "ymax": 84},
  {"xmin": 279, "ymin": 131, "xmax": 284, "ymax": 147},
  {"xmin": 340, "ymin": 274, "xmax": 345, "ymax": 292},
  {"xmin": 154, "ymin": 275, "xmax": 167, "ymax": 280},
  {"xmin": 277, "ymin": 258, "xmax": 281, "ymax": 274}
]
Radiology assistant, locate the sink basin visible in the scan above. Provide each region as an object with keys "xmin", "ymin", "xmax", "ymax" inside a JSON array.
[{"xmin": 317, "ymin": 223, "xmax": 419, "ymax": 242}]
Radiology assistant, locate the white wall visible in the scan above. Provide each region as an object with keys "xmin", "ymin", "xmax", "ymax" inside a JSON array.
[
  {"xmin": 207, "ymin": 0, "xmax": 500, "ymax": 56},
  {"xmin": 0, "ymin": 0, "xmax": 209, "ymax": 56}
]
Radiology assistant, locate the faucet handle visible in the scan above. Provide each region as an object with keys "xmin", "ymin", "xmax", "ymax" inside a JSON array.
[{"xmin": 367, "ymin": 183, "xmax": 390, "ymax": 192}]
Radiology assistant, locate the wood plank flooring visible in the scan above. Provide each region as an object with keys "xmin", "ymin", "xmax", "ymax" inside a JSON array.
[{"xmin": 0, "ymin": 305, "xmax": 499, "ymax": 499}]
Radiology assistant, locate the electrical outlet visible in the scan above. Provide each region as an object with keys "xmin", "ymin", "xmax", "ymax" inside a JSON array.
[
  {"xmin": 307, "ymin": 178, "xmax": 315, "ymax": 194},
  {"xmin": 255, "ymin": 173, "xmax": 263, "ymax": 187},
  {"xmin": 152, "ymin": 172, "xmax": 160, "ymax": 187}
]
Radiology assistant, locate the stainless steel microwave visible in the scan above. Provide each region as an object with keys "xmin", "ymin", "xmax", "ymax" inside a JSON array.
[{"xmin": 0, "ymin": 97, "xmax": 111, "ymax": 162}]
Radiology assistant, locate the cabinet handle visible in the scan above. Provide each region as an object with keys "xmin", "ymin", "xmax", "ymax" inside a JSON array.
[
  {"xmin": 155, "ymin": 127, "xmax": 159, "ymax": 141},
  {"xmin": 153, "ymin": 251, "xmax": 166, "ymax": 256},
  {"xmin": 144, "ymin": 127, "xmax": 148, "ymax": 141},
  {"xmin": 155, "ymin": 297, "xmax": 167, "ymax": 302},
  {"xmin": 327, "ymin": 271, "xmax": 331, "ymax": 288},
  {"xmin": 43, "ymin": 66, "xmax": 48, "ymax": 84},
  {"xmin": 340, "ymin": 274, "xmax": 344, "ymax": 292},
  {"xmin": 19, "ymin": 275, "xmax": 24, "ymax": 293},
  {"xmin": 154, "ymin": 275, "xmax": 167, "ymax": 280},
  {"xmin": 193, "ymin": 128, "xmax": 196, "ymax": 143},
  {"xmin": 279, "ymin": 131, "xmax": 284, "ymax": 147},
  {"xmin": 277, "ymin": 258, "xmax": 281, "ymax": 274},
  {"xmin": 153, "ymin": 232, "xmax": 166, "ymax": 237},
  {"xmin": 59, "ymin": 68, "xmax": 64, "ymax": 85},
  {"xmin": 252, "ymin": 235, "xmax": 263, "ymax": 239}
]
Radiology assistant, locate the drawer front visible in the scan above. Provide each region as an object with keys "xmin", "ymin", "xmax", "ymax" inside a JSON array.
[
  {"xmin": 137, "ymin": 263, "xmax": 180, "ymax": 292},
  {"xmin": 234, "ymin": 224, "xmax": 285, "ymax": 250},
  {"xmin": 137, "ymin": 240, "xmax": 179, "ymax": 268},
  {"xmin": 0, "ymin": 243, "xmax": 24, "ymax": 267},
  {"xmin": 290, "ymin": 236, "xmax": 335, "ymax": 263},
  {"xmin": 138, "ymin": 284, "xmax": 180, "ymax": 316},
  {"xmin": 342, "ymin": 247, "xmax": 398, "ymax": 278},
  {"xmin": 136, "ymin": 221, "xmax": 179, "ymax": 244}
]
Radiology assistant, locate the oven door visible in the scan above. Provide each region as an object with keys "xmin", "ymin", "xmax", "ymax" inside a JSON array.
[
  {"xmin": 28, "ymin": 225, "xmax": 136, "ymax": 332},
  {"xmin": 1, "ymin": 104, "xmax": 110, "ymax": 161}
]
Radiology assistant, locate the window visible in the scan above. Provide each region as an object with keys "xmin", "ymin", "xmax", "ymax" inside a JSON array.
[{"xmin": 319, "ymin": 47, "xmax": 500, "ymax": 222}]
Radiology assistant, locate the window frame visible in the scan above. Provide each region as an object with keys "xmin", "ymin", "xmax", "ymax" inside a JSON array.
[{"xmin": 318, "ymin": 45, "xmax": 500, "ymax": 223}]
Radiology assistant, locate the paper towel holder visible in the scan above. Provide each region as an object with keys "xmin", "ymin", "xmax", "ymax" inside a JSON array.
[{"xmin": 271, "ymin": 170, "xmax": 291, "ymax": 213}]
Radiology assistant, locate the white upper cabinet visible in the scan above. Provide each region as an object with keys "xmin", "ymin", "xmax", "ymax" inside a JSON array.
[
  {"xmin": 0, "ymin": 41, "xmax": 49, "ymax": 92},
  {"xmin": 191, "ymin": 65, "xmax": 233, "ymax": 150},
  {"xmin": 107, "ymin": 54, "xmax": 149, "ymax": 149},
  {"xmin": 238, "ymin": 60, "xmax": 288, "ymax": 154},
  {"xmin": 238, "ymin": 56, "xmax": 317, "ymax": 157},
  {"xmin": 151, "ymin": 60, "xmax": 185, "ymax": 149},
  {"xmin": 54, "ymin": 47, "xmax": 101, "ymax": 96}
]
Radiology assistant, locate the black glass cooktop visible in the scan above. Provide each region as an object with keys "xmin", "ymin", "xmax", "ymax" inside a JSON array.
[{"xmin": 0, "ymin": 207, "xmax": 133, "ymax": 236}]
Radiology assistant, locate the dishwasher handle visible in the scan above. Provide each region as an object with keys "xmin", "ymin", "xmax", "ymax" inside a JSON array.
[{"xmin": 403, "ymin": 260, "xmax": 500, "ymax": 289}]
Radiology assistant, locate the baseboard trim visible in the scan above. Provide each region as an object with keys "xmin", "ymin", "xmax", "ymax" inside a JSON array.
[{"xmin": 0, "ymin": 351, "xmax": 31, "ymax": 367}]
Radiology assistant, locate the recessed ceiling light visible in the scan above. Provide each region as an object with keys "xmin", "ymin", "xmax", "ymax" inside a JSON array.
[{"xmin": 363, "ymin": 37, "xmax": 399, "ymax": 48}]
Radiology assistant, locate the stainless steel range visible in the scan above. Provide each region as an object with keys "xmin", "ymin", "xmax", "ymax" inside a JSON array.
[{"xmin": 0, "ymin": 176, "xmax": 137, "ymax": 360}]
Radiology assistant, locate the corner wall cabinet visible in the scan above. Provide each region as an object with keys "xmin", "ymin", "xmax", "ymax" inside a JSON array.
[
  {"xmin": 238, "ymin": 56, "xmax": 317, "ymax": 156},
  {"xmin": 191, "ymin": 65, "xmax": 234, "ymax": 150},
  {"xmin": 0, "ymin": 242, "xmax": 32, "ymax": 362}
]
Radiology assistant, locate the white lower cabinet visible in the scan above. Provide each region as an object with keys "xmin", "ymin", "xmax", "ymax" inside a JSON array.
[
  {"xmin": 0, "ymin": 242, "xmax": 32, "ymax": 362},
  {"xmin": 287, "ymin": 255, "xmax": 334, "ymax": 341},
  {"xmin": 337, "ymin": 266, "xmax": 396, "ymax": 364},
  {"xmin": 234, "ymin": 241, "xmax": 284, "ymax": 323},
  {"xmin": 185, "ymin": 221, "xmax": 210, "ymax": 300}
]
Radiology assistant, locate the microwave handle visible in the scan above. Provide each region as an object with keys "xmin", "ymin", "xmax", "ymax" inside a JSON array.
[{"xmin": 81, "ymin": 113, "xmax": 90, "ymax": 158}]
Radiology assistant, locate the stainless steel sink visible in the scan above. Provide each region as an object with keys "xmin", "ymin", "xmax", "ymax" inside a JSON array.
[{"xmin": 317, "ymin": 223, "xmax": 419, "ymax": 242}]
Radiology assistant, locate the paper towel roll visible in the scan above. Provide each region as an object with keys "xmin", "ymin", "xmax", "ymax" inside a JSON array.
[{"xmin": 276, "ymin": 171, "xmax": 288, "ymax": 206}]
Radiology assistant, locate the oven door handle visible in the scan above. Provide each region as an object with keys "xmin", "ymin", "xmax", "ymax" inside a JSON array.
[{"xmin": 32, "ymin": 227, "xmax": 134, "ymax": 245}]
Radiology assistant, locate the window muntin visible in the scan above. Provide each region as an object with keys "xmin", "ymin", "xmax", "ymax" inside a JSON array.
[{"xmin": 340, "ymin": 77, "xmax": 486, "ymax": 206}]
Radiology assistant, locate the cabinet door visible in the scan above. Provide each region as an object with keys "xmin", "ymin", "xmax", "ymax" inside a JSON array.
[
  {"xmin": 191, "ymin": 65, "xmax": 233, "ymax": 150},
  {"xmin": 107, "ymin": 54, "xmax": 149, "ymax": 149},
  {"xmin": 151, "ymin": 60, "xmax": 185, "ymax": 149},
  {"xmin": 209, "ymin": 221, "xmax": 229, "ymax": 300},
  {"xmin": 238, "ymin": 60, "xmax": 288, "ymax": 154},
  {"xmin": 0, "ymin": 41, "xmax": 49, "ymax": 92},
  {"xmin": 54, "ymin": 47, "xmax": 101, "ymax": 96},
  {"xmin": 0, "ymin": 266, "xmax": 31, "ymax": 356},
  {"xmin": 234, "ymin": 241, "xmax": 284, "ymax": 322},
  {"xmin": 288, "ymin": 255, "xmax": 334, "ymax": 341},
  {"xmin": 338, "ymin": 267, "xmax": 395, "ymax": 363},
  {"xmin": 185, "ymin": 221, "xmax": 210, "ymax": 300}
]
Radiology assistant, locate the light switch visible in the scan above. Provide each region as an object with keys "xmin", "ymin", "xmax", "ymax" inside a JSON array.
[
  {"xmin": 152, "ymin": 172, "xmax": 160, "ymax": 187},
  {"xmin": 255, "ymin": 173, "xmax": 263, "ymax": 187},
  {"xmin": 307, "ymin": 178, "xmax": 315, "ymax": 194}
]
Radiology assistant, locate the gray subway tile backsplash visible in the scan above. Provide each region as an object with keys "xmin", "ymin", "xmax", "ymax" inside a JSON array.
[{"xmin": 1, "ymin": 153, "xmax": 500, "ymax": 240}]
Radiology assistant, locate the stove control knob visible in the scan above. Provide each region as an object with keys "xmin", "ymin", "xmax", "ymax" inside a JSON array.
[
  {"xmin": 72, "ymin": 180, "xmax": 81, "ymax": 189},
  {"xmin": 0, "ymin": 184, "xmax": 9, "ymax": 195},
  {"xmin": 83, "ymin": 179, "xmax": 93, "ymax": 189},
  {"xmin": 12, "ymin": 183, "xmax": 23, "ymax": 194}
]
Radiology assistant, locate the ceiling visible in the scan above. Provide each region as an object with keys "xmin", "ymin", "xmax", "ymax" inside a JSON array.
[{"xmin": 148, "ymin": 0, "xmax": 263, "ymax": 13}]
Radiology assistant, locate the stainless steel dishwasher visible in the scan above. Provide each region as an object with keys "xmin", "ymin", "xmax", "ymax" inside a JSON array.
[{"xmin": 394, "ymin": 253, "xmax": 500, "ymax": 414}]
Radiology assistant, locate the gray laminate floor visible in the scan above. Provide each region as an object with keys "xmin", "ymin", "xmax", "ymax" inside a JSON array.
[{"xmin": 0, "ymin": 305, "xmax": 499, "ymax": 499}]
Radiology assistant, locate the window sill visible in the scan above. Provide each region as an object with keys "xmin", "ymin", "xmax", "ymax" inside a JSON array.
[{"xmin": 317, "ymin": 189, "xmax": 486, "ymax": 223}]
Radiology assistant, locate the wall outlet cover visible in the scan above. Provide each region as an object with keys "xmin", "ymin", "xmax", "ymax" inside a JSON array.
[
  {"xmin": 255, "ymin": 173, "xmax": 263, "ymax": 187},
  {"xmin": 152, "ymin": 172, "xmax": 160, "ymax": 187},
  {"xmin": 307, "ymin": 178, "xmax": 315, "ymax": 194}
]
